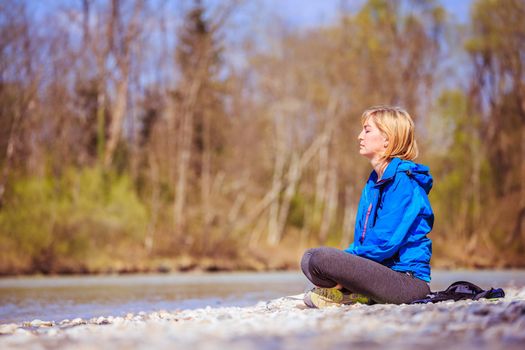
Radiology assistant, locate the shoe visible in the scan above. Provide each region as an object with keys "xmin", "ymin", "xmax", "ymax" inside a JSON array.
[{"xmin": 303, "ymin": 287, "xmax": 371, "ymax": 308}]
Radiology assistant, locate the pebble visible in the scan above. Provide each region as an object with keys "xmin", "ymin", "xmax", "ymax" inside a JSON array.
[
  {"xmin": 96, "ymin": 317, "xmax": 110, "ymax": 325},
  {"xmin": 0, "ymin": 288, "xmax": 524, "ymax": 350},
  {"xmin": 28, "ymin": 319, "xmax": 54, "ymax": 327},
  {"xmin": 70, "ymin": 318, "xmax": 86, "ymax": 326},
  {"xmin": 0, "ymin": 324, "xmax": 18, "ymax": 335},
  {"xmin": 13, "ymin": 328, "xmax": 31, "ymax": 336}
]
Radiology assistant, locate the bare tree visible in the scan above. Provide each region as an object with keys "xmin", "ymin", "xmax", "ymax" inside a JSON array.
[{"xmin": 0, "ymin": 1, "xmax": 37, "ymax": 206}]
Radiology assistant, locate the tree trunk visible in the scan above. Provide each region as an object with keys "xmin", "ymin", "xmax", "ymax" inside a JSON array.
[
  {"xmin": 201, "ymin": 109, "xmax": 212, "ymax": 231},
  {"xmin": 518, "ymin": 125, "xmax": 525, "ymax": 242},
  {"xmin": 516, "ymin": 82, "xmax": 525, "ymax": 243},
  {"xmin": 267, "ymin": 114, "xmax": 286, "ymax": 245},
  {"xmin": 173, "ymin": 102, "xmax": 192, "ymax": 235},
  {"xmin": 0, "ymin": 106, "xmax": 23, "ymax": 207},
  {"xmin": 145, "ymin": 152, "xmax": 160, "ymax": 254},
  {"xmin": 272, "ymin": 153, "xmax": 300, "ymax": 245},
  {"xmin": 340, "ymin": 185, "xmax": 356, "ymax": 248},
  {"xmin": 173, "ymin": 75, "xmax": 203, "ymax": 234},
  {"xmin": 319, "ymin": 157, "xmax": 338, "ymax": 244},
  {"xmin": 313, "ymin": 135, "xmax": 328, "ymax": 229},
  {"xmin": 104, "ymin": 73, "xmax": 129, "ymax": 167}
]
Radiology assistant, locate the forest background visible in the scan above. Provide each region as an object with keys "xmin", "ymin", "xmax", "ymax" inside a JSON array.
[{"xmin": 0, "ymin": 0, "xmax": 524, "ymax": 275}]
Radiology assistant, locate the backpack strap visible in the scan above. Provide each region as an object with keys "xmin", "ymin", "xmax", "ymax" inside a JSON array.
[
  {"xmin": 473, "ymin": 288, "xmax": 505, "ymax": 301},
  {"xmin": 410, "ymin": 281, "xmax": 505, "ymax": 304},
  {"xmin": 444, "ymin": 281, "xmax": 484, "ymax": 295}
]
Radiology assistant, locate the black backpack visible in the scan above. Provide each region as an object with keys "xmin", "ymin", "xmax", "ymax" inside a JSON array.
[{"xmin": 411, "ymin": 281, "xmax": 505, "ymax": 304}]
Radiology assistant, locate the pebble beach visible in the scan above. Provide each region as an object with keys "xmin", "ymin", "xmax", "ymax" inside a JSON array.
[{"xmin": 1, "ymin": 287, "xmax": 524, "ymax": 350}]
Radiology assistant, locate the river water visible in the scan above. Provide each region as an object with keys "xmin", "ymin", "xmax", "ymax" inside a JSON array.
[{"xmin": 1, "ymin": 270, "xmax": 524, "ymax": 324}]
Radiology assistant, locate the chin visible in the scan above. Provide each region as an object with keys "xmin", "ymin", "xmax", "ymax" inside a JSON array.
[{"xmin": 359, "ymin": 152, "xmax": 374, "ymax": 160}]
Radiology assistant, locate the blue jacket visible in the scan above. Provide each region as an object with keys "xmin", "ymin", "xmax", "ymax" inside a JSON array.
[{"xmin": 344, "ymin": 157, "xmax": 434, "ymax": 282}]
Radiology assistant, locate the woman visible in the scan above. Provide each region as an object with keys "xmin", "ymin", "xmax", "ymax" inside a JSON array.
[{"xmin": 301, "ymin": 106, "xmax": 433, "ymax": 307}]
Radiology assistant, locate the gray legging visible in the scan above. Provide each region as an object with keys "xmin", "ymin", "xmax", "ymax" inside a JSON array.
[{"xmin": 301, "ymin": 247, "xmax": 430, "ymax": 304}]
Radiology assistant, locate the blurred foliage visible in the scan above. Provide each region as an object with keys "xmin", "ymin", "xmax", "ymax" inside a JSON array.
[{"xmin": 0, "ymin": 167, "xmax": 147, "ymax": 273}]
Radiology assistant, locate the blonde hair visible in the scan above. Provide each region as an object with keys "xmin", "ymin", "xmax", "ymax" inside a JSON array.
[{"xmin": 361, "ymin": 105, "xmax": 418, "ymax": 161}]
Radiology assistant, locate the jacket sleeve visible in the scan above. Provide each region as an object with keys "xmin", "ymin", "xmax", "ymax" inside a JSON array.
[{"xmin": 346, "ymin": 175, "xmax": 421, "ymax": 262}]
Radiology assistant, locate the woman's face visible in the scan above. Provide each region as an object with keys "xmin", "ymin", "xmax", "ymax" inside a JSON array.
[{"xmin": 358, "ymin": 117, "xmax": 388, "ymax": 160}]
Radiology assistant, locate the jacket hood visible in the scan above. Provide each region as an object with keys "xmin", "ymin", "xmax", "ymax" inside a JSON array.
[{"xmin": 382, "ymin": 158, "xmax": 433, "ymax": 194}]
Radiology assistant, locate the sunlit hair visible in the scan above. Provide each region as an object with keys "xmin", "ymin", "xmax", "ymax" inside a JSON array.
[{"xmin": 361, "ymin": 105, "xmax": 418, "ymax": 161}]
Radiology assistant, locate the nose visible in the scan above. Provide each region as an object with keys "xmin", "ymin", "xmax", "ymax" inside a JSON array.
[{"xmin": 358, "ymin": 130, "xmax": 364, "ymax": 141}]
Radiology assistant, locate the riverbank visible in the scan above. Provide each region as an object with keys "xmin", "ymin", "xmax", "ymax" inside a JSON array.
[
  {"xmin": 3, "ymin": 270, "xmax": 525, "ymax": 325},
  {"xmin": 1, "ymin": 287, "xmax": 524, "ymax": 350}
]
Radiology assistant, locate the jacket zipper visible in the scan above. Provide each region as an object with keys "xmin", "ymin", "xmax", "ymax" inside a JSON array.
[
  {"xmin": 360, "ymin": 202, "xmax": 373, "ymax": 243},
  {"xmin": 360, "ymin": 187, "xmax": 382, "ymax": 243}
]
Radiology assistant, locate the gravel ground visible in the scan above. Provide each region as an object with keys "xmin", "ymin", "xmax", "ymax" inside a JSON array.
[{"xmin": 1, "ymin": 288, "xmax": 525, "ymax": 350}]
